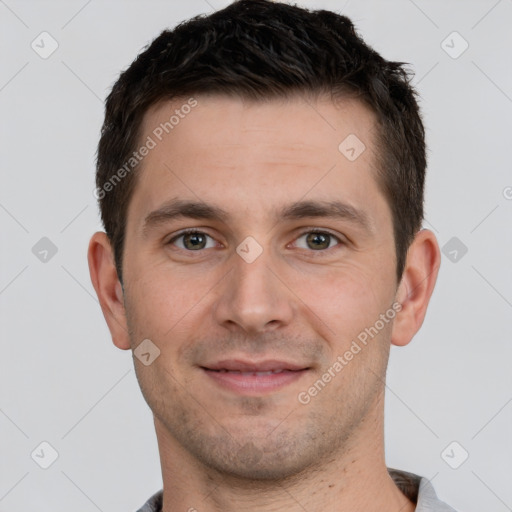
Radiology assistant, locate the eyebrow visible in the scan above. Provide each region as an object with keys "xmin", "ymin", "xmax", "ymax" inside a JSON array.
[{"xmin": 142, "ymin": 197, "xmax": 373, "ymax": 236}]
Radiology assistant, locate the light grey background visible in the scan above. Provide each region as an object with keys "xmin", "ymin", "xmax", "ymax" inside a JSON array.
[{"xmin": 1, "ymin": 0, "xmax": 511, "ymax": 510}]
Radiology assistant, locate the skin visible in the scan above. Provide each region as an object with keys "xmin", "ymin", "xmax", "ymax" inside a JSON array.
[{"xmin": 88, "ymin": 94, "xmax": 440, "ymax": 512}]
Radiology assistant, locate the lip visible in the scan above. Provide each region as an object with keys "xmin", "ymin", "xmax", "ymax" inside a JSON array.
[
  {"xmin": 204, "ymin": 359, "xmax": 308, "ymax": 372},
  {"xmin": 201, "ymin": 359, "xmax": 311, "ymax": 395}
]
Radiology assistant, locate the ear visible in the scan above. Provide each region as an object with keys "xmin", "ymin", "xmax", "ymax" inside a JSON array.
[
  {"xmin": 87, "ymin": 231, "xmax": 131, "ymax": 350},
  {"xmin": 391, "ymin": 229, "xmax": 441, "ymax": 347}
]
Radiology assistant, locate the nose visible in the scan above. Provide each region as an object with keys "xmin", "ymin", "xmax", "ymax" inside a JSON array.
[{"xmin": 213, "ymin": 244, "xmax": 295, "ymax": 334}]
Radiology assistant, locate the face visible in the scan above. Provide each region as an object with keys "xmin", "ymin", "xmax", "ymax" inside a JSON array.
[{"xmin": 119, "ymin": 94, "xmax": 400, "ymax": 479}]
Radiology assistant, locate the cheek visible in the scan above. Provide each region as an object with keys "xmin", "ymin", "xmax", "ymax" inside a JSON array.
[
  {"xmin": 294, "ymin": 260, "xmax": 393, "ymax": 341},
  {"xmin": 124, "ymin": 265, "xmax": 217, "ymax": 350},
  {"xmin": 123, "ymin": 272, "xmax": 176, "ymax": 339}
]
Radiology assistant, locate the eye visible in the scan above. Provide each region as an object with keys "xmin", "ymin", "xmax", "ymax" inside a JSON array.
[
  {"xmin": 168, "ymin": 230, "xmax": 217, "ymax": 251},
  {"xmin": 293, "ymin": 230, "xmax": 342, "ymax": 252},
  {"xmin": 167, "ymin": 229, "xmax": 343, "ymax": 253}
]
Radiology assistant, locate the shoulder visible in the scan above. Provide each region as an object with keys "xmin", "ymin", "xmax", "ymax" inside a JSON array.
[
  {"xmin": 388, "ymin": 467, "xmax": 460, "ymax": 512},
  {"xmin": 135, "ymin": 489, "xmax": 163, "ymax": 512}
]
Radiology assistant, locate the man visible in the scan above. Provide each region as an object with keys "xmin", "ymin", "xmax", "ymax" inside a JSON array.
[{"xmin": 87, "ymin": 1, "xmax": 456, "ymax": 510}]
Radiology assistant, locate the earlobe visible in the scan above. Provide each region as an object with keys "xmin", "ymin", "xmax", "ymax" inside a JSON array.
[
  {"xmin": 391, "ymin": 229, "xmax": 441, "ymax": 347},
  {"xmin": 87, "ymin": 231, "xmax": 131, "ymax": 350}
]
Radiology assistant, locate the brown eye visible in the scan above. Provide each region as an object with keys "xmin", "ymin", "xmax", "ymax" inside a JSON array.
[
  {"xmin": 183, "ymin": 232, "xmax": 207, "ymax": 250},
  {"xmin": 306, "ymin": 232, "xmax": 331, "ymax": 250},
  {"xmin": 294, "ymin": 230, "xmax": 342, "ymax": 252},
  {"xmin": 169, "ymin": 231, "xmax": 215, "ymax": 251}
]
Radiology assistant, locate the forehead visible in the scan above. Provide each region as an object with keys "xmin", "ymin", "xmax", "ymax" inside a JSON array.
[
  {"xmin": 127, "ymin": 93, "xmax": 387, "ymax": 232},
  {"xmin": 142, "ymin": 93, "xmax": 377, "ymax": 158}
]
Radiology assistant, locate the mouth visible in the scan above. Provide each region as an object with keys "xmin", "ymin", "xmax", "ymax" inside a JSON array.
[{"xmin": 200, "ymin": 359, "xmax": 311, "ymax": 394}]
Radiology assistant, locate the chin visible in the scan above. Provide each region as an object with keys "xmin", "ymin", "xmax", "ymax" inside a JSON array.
[
  {"xmin": 190, "ymin": 428, "xmax": 324, "ymax": 482},
  {"xmin": 205, "ymin": 449, "xmax": 313, "ymax": 482}
]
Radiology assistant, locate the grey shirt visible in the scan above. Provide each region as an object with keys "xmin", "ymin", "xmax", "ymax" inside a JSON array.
[{"xmin": 136, "ymin": 468, "xmax": 458, "ymax": 511}]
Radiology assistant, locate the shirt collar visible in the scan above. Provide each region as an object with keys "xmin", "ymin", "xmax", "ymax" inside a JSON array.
[{"xmin": 138, "ymin": 468, "xmax": 456, "ymax": 511}]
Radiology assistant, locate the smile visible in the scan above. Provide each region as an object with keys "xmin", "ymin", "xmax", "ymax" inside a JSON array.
[
  {"xmin": 200, "ymin": 360, "xmax": 310, "ymax": 394},
  {"xmin": 211, "ymin": 369, "xmax": 289, "ymax": 375}
]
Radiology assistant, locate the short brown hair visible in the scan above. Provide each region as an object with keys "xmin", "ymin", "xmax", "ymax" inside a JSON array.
[{"xmin": 96, "ymin": 0, "xmax": 426, "ymax": 283}]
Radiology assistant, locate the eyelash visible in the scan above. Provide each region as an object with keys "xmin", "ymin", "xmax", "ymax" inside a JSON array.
[{"xmin": 167, "ymin": 228, "xmax": 344, "ymax": 255}]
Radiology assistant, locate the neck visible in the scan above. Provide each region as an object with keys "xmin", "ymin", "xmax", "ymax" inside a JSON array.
[{"xmin": 154, "ymin": 392, "xmax": 414, "ymax": 512}]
